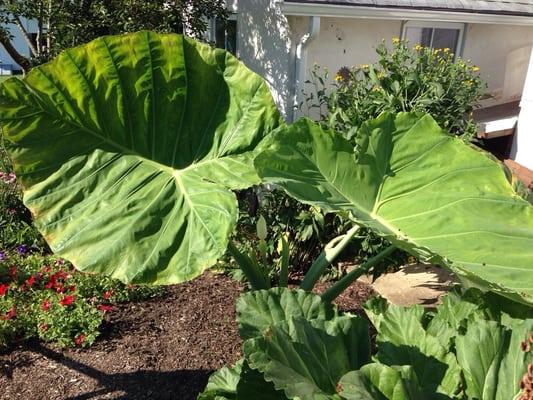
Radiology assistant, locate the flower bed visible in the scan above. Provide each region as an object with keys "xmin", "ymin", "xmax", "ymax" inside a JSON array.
[{"xmin": 0, "ymin": 251, "xmax": 164, "ymax": 348}]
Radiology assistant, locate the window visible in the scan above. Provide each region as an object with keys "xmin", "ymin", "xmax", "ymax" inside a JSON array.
[
  {"xmin": 210, "ymin": 15, "xmax": 238, "ymax": 56},
  {"xmin": 402, "ymin": 21, "xmax": 465, "ymax": 57}
]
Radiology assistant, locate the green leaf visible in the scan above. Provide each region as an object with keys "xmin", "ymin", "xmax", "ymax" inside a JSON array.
[
  {"xmin": 236, "ymin": 287, "xmax": 337, "ymax": 340},
  {"xmin": 257, "ymin": 215, "xmax": 268, "ymax": 240},
  {"xmin": 0, "ymin": 31, "xmax": 281, "ymax": 284},
  {"xmin": 244, "ymin": 315, "xmax": 371, "ymax": 400},
  {"xmin": 198, "ymin": 359, "xmax": 285, "ymax": 400},
  {"xmin": 198, "ymin": 360, "xmax": 243, "ymax": 400},
  {"xmin": 339, "ymin": 364, "xmax": 425, "ymax": 400},
  {"xmin": 236, "ymin": 361, "xmax": 286, "ymax": 399},
  {"xmin": 364, "ymin": 301, "xmax": 461, "ymax": 397},
  {"xmin": 255, "ymin": 113, "xmax": 533, "ymax": 304},
  {"xmin": 456, "ymin": 316, "xmax": 533, "ymax": 400}
]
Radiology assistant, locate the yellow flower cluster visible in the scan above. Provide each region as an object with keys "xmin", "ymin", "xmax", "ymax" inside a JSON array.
[
  {"xmin": 414, "ymin": 44, "xmax": 423, "ymax": 51},
  {"xmin": 472, "ymin": 66, "xmax": 480, "ymax": 72},
  {"xmin": 392, "ymin": 37, "xmax": 400, "ymax": 44},
  {"xmin": 335, "ymin": 74, "xmax": 342, "ymax": 82},
  {"xmin": 358, "ymin": 64, "xmax": 369, "ymax": 69}
]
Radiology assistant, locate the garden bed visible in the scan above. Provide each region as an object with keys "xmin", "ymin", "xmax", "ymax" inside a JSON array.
[{"xmin": 0, "ymin": 273, "xmax": 374, "ymax": 400}]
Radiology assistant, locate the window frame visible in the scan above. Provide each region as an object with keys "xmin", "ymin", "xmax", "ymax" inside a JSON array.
[
  {"xmin": 208, "ymin": 13, "xmax": 239, "ymax": 57},
  {"xmin": 401, "ymin": 20, "xmax": 466, "ymax": 57}
]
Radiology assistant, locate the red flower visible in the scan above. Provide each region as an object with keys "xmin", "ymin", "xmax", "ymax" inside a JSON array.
[
  {"xmin": 8, "ymin": 266, "xmax": 17, "ymax": 279},
  {"xmin": 102, "ymin": 290, "xmax": 113, "ymax": 300},
  {"xmin": 59, "ymin": 295, "xmax": 75, "ymax": 307},
  {"xmin": 2, "ymin": 306, "xmax": 16, "ymax": 320},
  {"xmin": 68, "ymin": 285, "xmax": 76, "ymax": 292},
  {"xmin": 0, "ymin": 284, "xmax": 8, "ymax": 296},
  {"xmin": 26, "ymin": 275, "xmax": 36, "ymax": 287},
  {"xmin": 55, "ymin": 284, "xmax": 65, "ymax": 293},
  {"xmin": 39, "ymin": 323, "xmax": 48, "ymax": 331},
  {"xmin": 54, "ymin": 271, "xmax": 69, "ymax": 280},
  {"xmin": 41, "ymin": 299, "xmax": 51, "ymax": 311},
  {"xmin": 74, "ymin": 334, "xmax": 86, "ymax": 346},
  {"xmin": 97, "ymin": 304, "xmax": 113, "ymax": 313}
]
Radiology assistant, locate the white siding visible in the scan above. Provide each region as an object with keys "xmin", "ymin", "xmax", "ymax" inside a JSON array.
[
  {"xmin": 463, "ymin": 24, "xmax": 533, "ymax": 105},
  {"xmin": 234, "ymin": 0, "xmax": 293, "ymax": 119}
]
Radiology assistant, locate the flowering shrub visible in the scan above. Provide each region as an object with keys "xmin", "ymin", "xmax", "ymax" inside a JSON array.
[
  {"xmin": 0, "ymin": 145, "xmax": 47, "ymax": 252},
  {"xmin": 302, "ymin": 38, "xmax": 486, "ymax": 142},
  {"xmin": 0, "ymin": 251, "xmax": 164, "ymax": 348}
]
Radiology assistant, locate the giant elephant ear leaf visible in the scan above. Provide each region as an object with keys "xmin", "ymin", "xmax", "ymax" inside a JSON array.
[
  {"xmin": 255, "ymin": 113, "xmax": 533, "ymax": 304},
  {"xmin": 0, "ymin": 31, "xmax": 281, "ymax": 284}
]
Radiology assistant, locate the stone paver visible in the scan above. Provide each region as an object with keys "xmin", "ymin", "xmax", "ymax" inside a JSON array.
[{"xmin": 358, "ymin": 264, "xmax": 456, "ymax": 307}]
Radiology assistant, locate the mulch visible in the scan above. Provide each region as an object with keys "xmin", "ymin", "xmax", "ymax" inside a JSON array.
[{"xmin": 0, "ymin": 273, "xmax": 374, "ymax": 400}]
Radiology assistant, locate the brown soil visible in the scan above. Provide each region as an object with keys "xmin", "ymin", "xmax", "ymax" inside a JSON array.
[{"xmin": 0, "ymin": 273, "xmax": 374, "ymax": 400}]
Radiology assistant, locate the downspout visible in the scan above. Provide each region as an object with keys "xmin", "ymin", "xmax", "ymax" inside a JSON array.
[{"xmin": 291, "ymin": 16, "xmax": 320, "ymax": 122}]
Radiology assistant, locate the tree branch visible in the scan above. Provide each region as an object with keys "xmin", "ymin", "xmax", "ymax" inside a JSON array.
[
  {"xmin": 0, "ymin": 32, "xmax": 31, "ymax": 73},
  {"xmin": 12, "ymin": 15, "xmax": 38, "ymax": 57}
]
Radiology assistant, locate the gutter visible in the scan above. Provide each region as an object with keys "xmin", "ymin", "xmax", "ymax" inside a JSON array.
[
  {"xmin": 282, "ymin": 3, "xmax": 533, "ymax": 26},
  {"xmin": 292, "ymin": 16, "xmax": 320, "ymax": 121}
]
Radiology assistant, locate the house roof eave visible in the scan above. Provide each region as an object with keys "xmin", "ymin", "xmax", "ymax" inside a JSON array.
[{"xmin": 281, "ymin": 1, "xmax": 533, "ymax": 26}]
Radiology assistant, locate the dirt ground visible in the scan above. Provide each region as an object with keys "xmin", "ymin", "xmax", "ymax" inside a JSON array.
[{"xmin": 0, "ymin": 273, "xmax": 374, "ymax": 400}]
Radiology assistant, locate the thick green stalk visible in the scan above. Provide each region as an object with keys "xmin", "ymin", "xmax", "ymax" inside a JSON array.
[
  {"xmin": 321, "ymin": 245, "xmax": 396, "ymax": 303},
  {"xmin": 300, "ymin": 225, "xmax": 361, "ymax": 291},
  {"xmin": 227, "ymin": 242, "xmax": 269, "ymax": 290}
]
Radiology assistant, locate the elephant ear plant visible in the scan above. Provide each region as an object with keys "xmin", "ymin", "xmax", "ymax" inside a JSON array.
[
  {"xmin": 0, "ymin": 32, "xmax": 532, "ymax": 399},
  {"xmin": 0, "ymin": 31, "xmax": 281, "ymax": 284}
]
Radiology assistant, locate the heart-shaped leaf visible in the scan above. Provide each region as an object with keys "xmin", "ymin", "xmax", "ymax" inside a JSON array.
[
  {"xmin": 0, "ymin": 31, "xmax": 281, "ymax": 284},
  {"xmin": 255, "ymin": 113, "xmax": 533, "ymax": 304}
]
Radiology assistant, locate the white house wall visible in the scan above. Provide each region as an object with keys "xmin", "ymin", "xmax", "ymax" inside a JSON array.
[
  {"xmin": 234, "ymin": 0, "xmax": 293, "ymax": 119},
  {"xmin": 278, "ymin": 17, "xmax": 533, "ymax": 114},
  {"xmin": 293, "ymin": 17, "xmax": 402, "ymax": 76},
  {"xmin": 463, "ymin": 24, "xmax": 533, "ymax": 103}
]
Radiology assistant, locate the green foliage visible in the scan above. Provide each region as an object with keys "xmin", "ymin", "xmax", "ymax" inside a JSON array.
[
  {"xmin": 0, "ymin": 31, "xmax": 281, "ymax": 285},
  {"xmin": 0, "ymin": 143, "xmax": 46, "ymax": 251},
  {"xmin": 0, "ymin": 251, "xmax": 163, "ymax": 348},
  {"xmin": 303, "ymin": 39, "xmax": 486, "ymax": 142},
  {"xmin": 0, "ymin": 0, "xmax": 228, "ymax": 70},
  {"xmin": 255, "ymin": 113, "xmax": 533, "ymax": 304},
  {"xmin": 233, "ymin": 188, "xmax": 352, "ymax": 278},
  {"xmin": 201, "ymin": 287, "xmax": 533, "ymax": 400}
]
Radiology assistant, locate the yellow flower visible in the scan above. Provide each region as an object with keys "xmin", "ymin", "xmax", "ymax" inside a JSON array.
[
  {"xmin": 392, "ymin": 37, "xmax": 400, "ymax": 44},
  {"xmin": 433, "ymin": 48, "xmax": 441, "ymax": 54},
  {"xmin": 359, "ymin": 64, "xmax": 369, "ymax": 69},
  {"xmin": 443, "ymin": 48, "xmax": 450, "ymax": 53},
  {"xmin": 414, "ymin": 44, "xmax": 423, "ymax": 51},
  {"xmin": 472, "ymin": 66, "xmax": 480, "ymax": 72},
  {"xmin": 335, "ymin": 74, "xmax": 342, "ymax": 82},
  {"xmin": 372, "ymin": 85, "xmax": 381, "ymax": 92}
]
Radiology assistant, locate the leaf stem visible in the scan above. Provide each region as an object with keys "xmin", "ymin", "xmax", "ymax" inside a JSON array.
[
  {"xmin": 300, "ymin": 224, "xmax": 361, "ymax": 291},
  {"xmin": 321, "ymin": 245, "xmax": 396, "ymax": 303}
]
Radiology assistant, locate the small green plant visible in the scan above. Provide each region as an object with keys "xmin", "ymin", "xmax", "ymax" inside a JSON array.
[
  {"xmin": 230, "ymin": 187, "xmax": 353, "ymax": 281},
  {"xmin": 302, "ymin": 38, "xmax": 486, "ymax": 142}
]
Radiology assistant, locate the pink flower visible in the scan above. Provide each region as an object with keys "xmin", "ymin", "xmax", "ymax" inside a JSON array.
[
  {"xmin": 0, "ymin": 284, "xmax": 8, "ymax": 297},
  {"xmin": 2, "ymin": 306, "xmax": 16, "ymax": 320},
  {"xmin": 41, "ymin": 299, "xmax": 51, "ymax": 311},
  {"xmin": 97, "ymin": 304, "xmax": 113, "ymax": 313},
  {"xmin": 74, "ymin": 334, "xmax": 86, "ymax": 346}
]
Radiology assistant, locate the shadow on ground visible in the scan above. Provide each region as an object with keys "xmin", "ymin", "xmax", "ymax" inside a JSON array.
[{"xmin": 30, "ymin": 342, "xmax": 210, "ymax": 400}]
